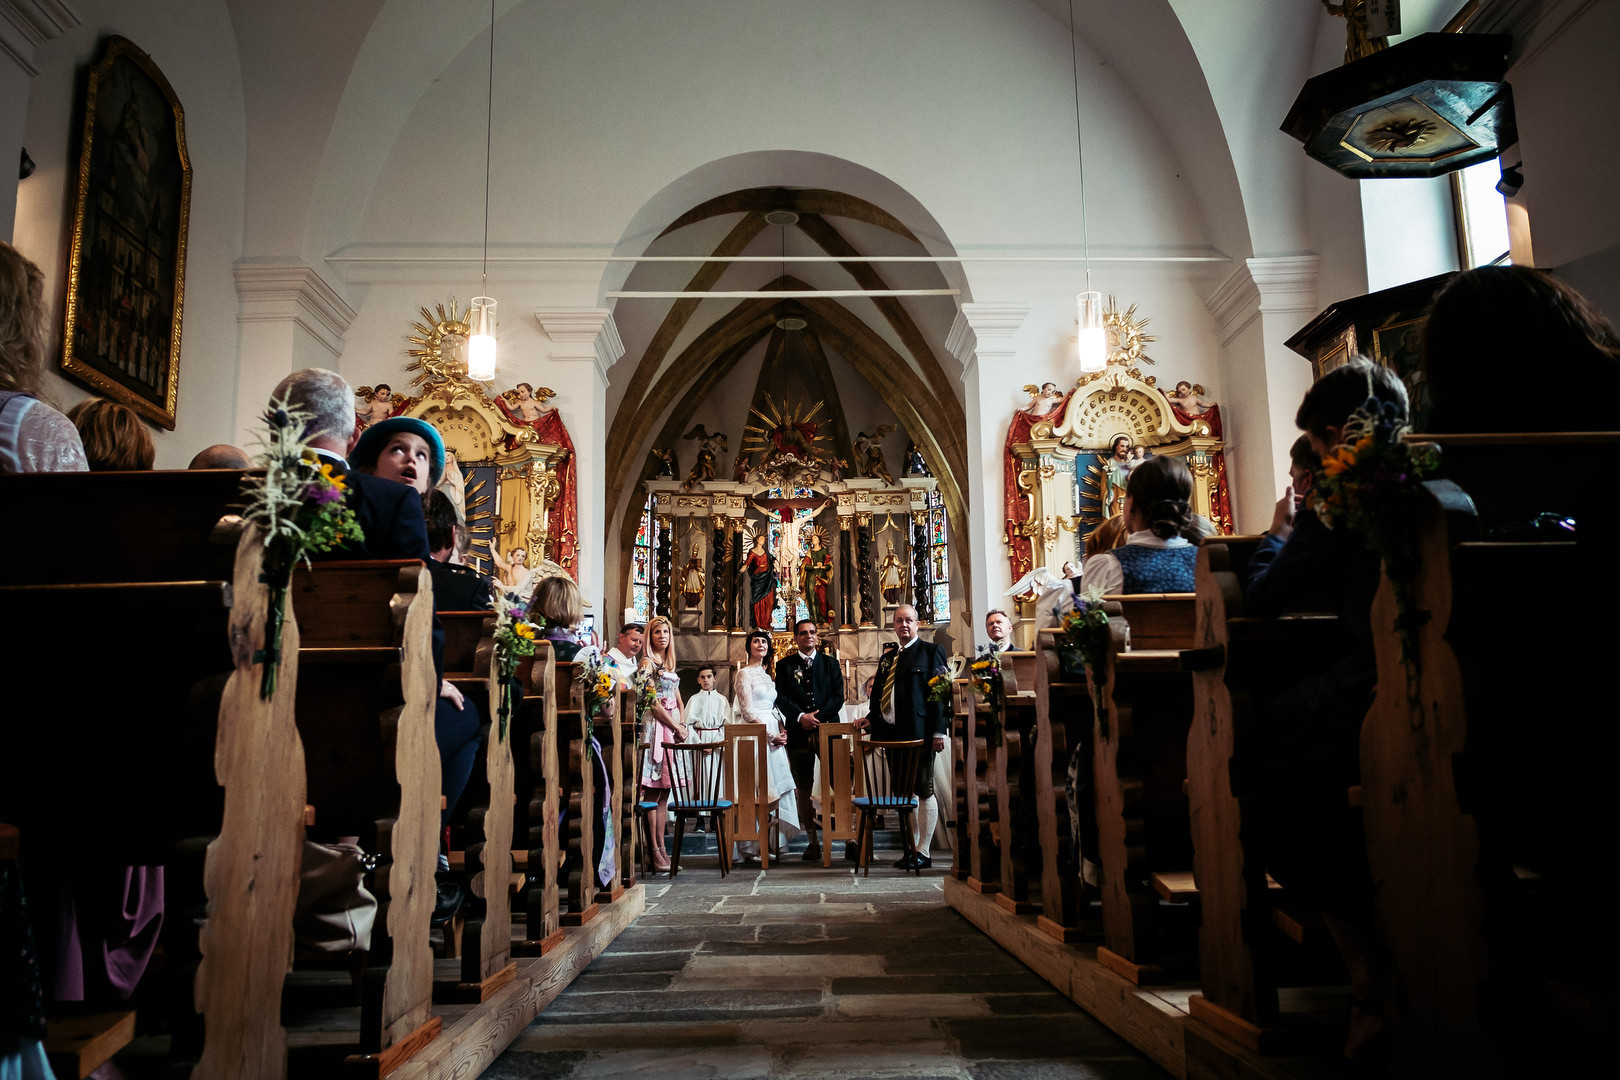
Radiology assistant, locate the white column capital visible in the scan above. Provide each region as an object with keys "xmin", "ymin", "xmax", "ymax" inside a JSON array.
[
  {"xmin": 0, "ymin": 0, "xmax": 78, "ymax": 76},
  {"xmin": 234, "ymin": 261, "xmax": 356, "ymax": 358},
  {"xmin": 1244, "ymin": 255, "xmax": 1322, "ymax": 317},
  {"xmin": 1205, "ymin": 266, "xmax": 1264, "ymax": 347},
  {"xmin": 534, "ymin": 307, "xmax": 623, "ymax": 381},
  {"xmin": 947, "ymin": 302, "xmax": 1032, "ymax": 376}
]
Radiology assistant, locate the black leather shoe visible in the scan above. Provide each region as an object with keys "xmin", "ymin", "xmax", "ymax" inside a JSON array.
[
  {"xmin": 892, "ymin": 853, "xmax": 917, "ymax": 870},
  {"xmin": 801, "ymin": 844, "xmax": 822, "ymax": 862},
  {"xmin": 913, "ymin": 854, "xmax": 933, "ymax": 870},
  {"xmin": 844, "ymin": 842, "xmax": 859, "ymax": 862},
  {"xmin": 430, "ymin": 880, "xmax": 464, "ymax": 927}
]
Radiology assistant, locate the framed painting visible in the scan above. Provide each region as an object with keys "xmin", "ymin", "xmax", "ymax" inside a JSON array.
[
  {"xmin": 1373, "ymin": 315, "xmax": 1433, "ymax": 431},
  {"xmin": 60, "ymin": 37, "xmax": 191, "ymax": 430}
]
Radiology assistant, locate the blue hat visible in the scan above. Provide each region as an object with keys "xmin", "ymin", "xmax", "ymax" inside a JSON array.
[{"xmin": 352, "ymin": 416, "xmax": 446, "ymax": 486}]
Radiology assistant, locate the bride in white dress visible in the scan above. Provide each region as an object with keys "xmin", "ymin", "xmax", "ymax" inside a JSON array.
[{"xmin": 732, "ymin": 630, "xmax": 801, "ymax": 849}]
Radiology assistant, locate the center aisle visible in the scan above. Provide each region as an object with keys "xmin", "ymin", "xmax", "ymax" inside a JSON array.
[{"xmin": 484, "ymin": 860, "xmax": 1163, "ymax": 1079}]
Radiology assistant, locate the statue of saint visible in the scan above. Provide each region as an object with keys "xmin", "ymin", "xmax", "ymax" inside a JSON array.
[
  {"xmin": 742, "ymin": 531, "xmax": 777, "ymax": 630},
  {"xmin": 800, "ymin": 530, "xmax": 833, "ymax": 625},
  {"xmin": 438, "ymin": 448, "xmax": 467, "ymax": 524},
  {"xmin": 854, "ymin": 425, "xmax": 897, "ymax": 485},
  {"xmin": 682, "ymin": 424, "xmax": 728, "ymax": 489},
  {"xmin": 680, "ymin": 545, "xmax": 705, "ymax": 610},
  {"xmin": 1101, "ymin": 435, "xmax": 1133, "ymax": 519},
  {"xmin": 490, "ymin": 543, "xmax": 535, "ymax": 600},
  {"xmin": 650, "ymin": 447, "xmax": 676, "ymax": 478},
  {"xmin": 878, "ymin": 543, "xmax": 905, "ymax": 606}
]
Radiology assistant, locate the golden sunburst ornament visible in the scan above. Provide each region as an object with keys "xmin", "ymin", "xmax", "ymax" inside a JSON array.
[
  {"xmin": 406, "ymin": 299, "xmax": 475, "ymax": 389},
  {"xmin": 1104, "ymin": 297, "xmax": 1156, "ymax": 366}
]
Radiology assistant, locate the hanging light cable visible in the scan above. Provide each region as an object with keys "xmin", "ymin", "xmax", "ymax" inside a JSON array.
[
  {"xmin": 1069, "ymin": 0, "xmax": 1106, "ymax": 374},
  {"xmin": 467, "ymin": 0, "xmax": 498, "ymax": 381}
]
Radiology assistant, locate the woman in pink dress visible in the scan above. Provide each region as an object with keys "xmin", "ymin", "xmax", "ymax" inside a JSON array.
[{"xmin": 638, "ymin": 616, "xmax": 687, "ymax": 871}]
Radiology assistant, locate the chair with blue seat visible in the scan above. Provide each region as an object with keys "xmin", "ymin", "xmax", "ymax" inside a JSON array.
[
  {"xmin": 662, "ymin": 742, "xmax": 732, "ymax": 878},
  {"xmin": 633, "ymin": 738, "xmax": 661, "ymax": 877},
  {"xmin": 853, "ymin": 740, "xmax": 928, "ymax": 876}
]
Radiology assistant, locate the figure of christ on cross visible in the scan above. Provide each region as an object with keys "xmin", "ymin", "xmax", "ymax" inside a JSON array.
[{"xmin": 748, "ymin": 492, "xmax": 833, "ymax": 603}]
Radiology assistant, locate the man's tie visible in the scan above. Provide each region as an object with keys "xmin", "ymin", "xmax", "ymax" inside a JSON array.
[{"xmin": 879, "ymin": 652, "xmax": 897, "ymax": 717}]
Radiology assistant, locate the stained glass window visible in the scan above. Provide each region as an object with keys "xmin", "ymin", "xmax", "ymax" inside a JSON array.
[
  {"xmin": 632, "ymin": 496, "xmax": 654, "ymax": 622},
  {"xmin": 926, "ymin": 489, "xmax": 950, "ymax": 621}
]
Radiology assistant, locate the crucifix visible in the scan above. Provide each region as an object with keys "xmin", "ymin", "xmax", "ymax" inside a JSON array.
[{"xmin": 748, "ymin": 491, "xmax": 833, "ymax": 601}]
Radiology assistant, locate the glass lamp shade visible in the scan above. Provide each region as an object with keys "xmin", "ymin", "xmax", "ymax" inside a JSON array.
[
  {"xmin": 1077, "ymin": 290, "xmax": 1107, "ymax": 373},
  {"xmin": 467, "ymin": 296, "xmax": 497, "ymax": 381}
]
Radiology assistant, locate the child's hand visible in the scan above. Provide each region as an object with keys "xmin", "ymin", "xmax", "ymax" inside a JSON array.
[{"xmin": 1269, "ymin": 486, "xmax": 1296, "ymax": 540}]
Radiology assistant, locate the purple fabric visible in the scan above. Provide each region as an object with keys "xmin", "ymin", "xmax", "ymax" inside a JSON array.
[{"xmin": 38, "ymin": 866, "xmax": 164, "ymax": 1002}]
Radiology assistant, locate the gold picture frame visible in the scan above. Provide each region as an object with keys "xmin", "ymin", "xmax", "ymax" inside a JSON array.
[{"xmin": 60, "ymin": 37, "xmax": 191, "ymax": 430}]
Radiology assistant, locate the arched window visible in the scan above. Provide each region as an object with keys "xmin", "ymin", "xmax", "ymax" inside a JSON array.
[
  {"xmin": 927, "ymin": 488, "xmax": 950, "ymax": 621},
  {"xmin": 631, "ymin": 495, "xmax": 655, "ymax": 622}
]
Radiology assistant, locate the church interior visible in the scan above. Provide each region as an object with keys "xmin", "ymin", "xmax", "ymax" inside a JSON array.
[{"xmin": 2, "ymin": 0, "xmax": 1616, "ymax": 1077}]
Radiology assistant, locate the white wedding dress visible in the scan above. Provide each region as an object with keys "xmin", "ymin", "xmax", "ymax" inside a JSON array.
[{"xmin": 732, "ymin": 665, "xmax": 801, "ymax": 834}]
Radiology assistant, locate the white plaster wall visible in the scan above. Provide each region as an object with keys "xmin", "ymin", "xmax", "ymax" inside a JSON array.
[{"xmin": 12, "ymin": 0, "xmax": 246, "ymax": 468}]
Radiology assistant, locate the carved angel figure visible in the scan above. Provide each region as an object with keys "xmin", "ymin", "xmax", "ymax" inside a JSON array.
[
  {"xmin": 854, "ymin": 424, "xmax": 897, "ymax": 485},
  {"xmin": 355, "ymin": 384, "xmax": 397, "ymax": 429},
  {"xmin": 502, "ymin": 382, "xmax": 555, "ymax": 424},
  {"xmin": 1166, "ymin": 380, "xmax": 1215, "ymax": 418},
  {"xmin": 650, "ymin": 447, "xmax": 676, "ymax": 479},
  {"xmin": 1022, "ymin": 382, "xmax": 1065, "ymax": 418},
  {"xmin": 682, "ymin": 424, "xmax": 728, "ymax": 489}
]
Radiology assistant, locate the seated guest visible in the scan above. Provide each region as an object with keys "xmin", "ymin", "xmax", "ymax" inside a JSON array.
[
  {"xmin": 271, "ymin": 369, "xmax": 431, "ymax": 563},
  {"xmin": 1287, "ymin": 434, "xmax": 1320, "ymax": 513},
  {"xmin": 0, "ymin": 242, "xmax": 87, "ymax": 474},
  {"xmin": 529, "ymin": 574, "xmax": 588, "ymax": 662},
  {"xmin": 1244, "ymin": 358, "xmax": 1407, "ymax": 1061},
  {"xmin": 983, "ymin": 608, "xmax": 1013, "ymax": 655},
  {"xmin": 1082, "ymin": 514, "xmax": 1128, "ymax": 562},
  {"xmin": 424, "ymin": 489, "xmax": 493, "ymax": 611},
  {"xmin": 1082, "ymin": 455, "xmax": 1201, "ymax": 594},
  {"xmin": 1423, "ymin": 265, "xmax": 1620, "ymax": 433},
  {"xmin": 67, "ymin": 398, "xmax": 154, "ymax": 471},
  {"xmin": 187, "ymin": 443, "xmax": 253, "ymax": 469}
]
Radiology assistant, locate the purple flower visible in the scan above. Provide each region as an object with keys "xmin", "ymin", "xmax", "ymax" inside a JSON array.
[
  {"xmin": 507, "ymin": 606, "xmax": 526, "ymax": 620},
  {"xmin": 304, "ymin": 481, "xmax": 344, "ymax": 506}
]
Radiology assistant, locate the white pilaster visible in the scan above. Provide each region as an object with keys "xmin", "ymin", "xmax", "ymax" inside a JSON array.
[
  {"xmin": 534, "ymin": 307, "xmax": 623, "ymax": 616},
  {"xmin": 0, "ymin": 0, "xmax": 79, "ymax": 241},
  {"xmin": 949, "ymin": 302, "xmax": 1031, "ymax": 635},
  {"xmin": 234, "ymin": 261, "xmax": 358, "ymax": 443},
  {"xmin": 1205, "ymin": 256, "xmax": 1320, "ymax": 531}
]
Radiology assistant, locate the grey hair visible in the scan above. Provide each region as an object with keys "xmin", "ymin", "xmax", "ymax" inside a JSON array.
[
  {"xmin": 272, "ymin": 368, "xmax": 353, "ymax": 442},
  {"xmin": 895, "ymin": 603, "xmax": 918, "ymax": 620}
]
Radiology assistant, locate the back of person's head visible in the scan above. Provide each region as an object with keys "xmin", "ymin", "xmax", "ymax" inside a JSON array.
[
  {"xmin": 1288, "ymin": 434, "xmax": 1322, "ymax": 474},
  {"xmin": 67, "ymin": 398, "xmax": 155, "ymax": 471},
  {"xmin": 1084, "ymin": 514, "xmax": 1130, "ymax": 557},
  {"xmin": 1295, "ymin": 358, "xmax": 1408, "ymax": 447},
  {"xmin": 1424, "ymin": 266, "xmax": 1620, "ymax": 432},
  {"xmin": 188, "ymin": 443, "xmax": 253, "ymax": 469},
  {"xmin": 1125, "ymin": 454, "xmax": 1196, "ymax": 542},
  {"xmin": 0, "ymin": 242, "xmax": 48, "ymax": 395},
  {"xmin": 272, "ymin": 368, "xmax": 354, "ymax": 444},
  {"xmin": 424, "ymin": 489, "xmax": 458, "ymax": 554},
  {"xmin": 529, "ymin": 573, "xmax": 583, "ymax": 629}
]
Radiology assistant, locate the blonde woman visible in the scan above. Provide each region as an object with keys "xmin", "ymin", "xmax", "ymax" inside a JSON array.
[{"xmin": 638, "ymin": 615, "xmax": 687, "ymax": 871}]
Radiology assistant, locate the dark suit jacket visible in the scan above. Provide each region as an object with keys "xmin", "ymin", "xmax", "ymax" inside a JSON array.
[
  {"xmin": 869, "ymin": 637, "xmax": 949, "ymax": 742},
  {"xmin": 773, "ymin": 651, "xmax": 844, "ymax": 753},
  {"xmin": 429, "ymin": 558, "xmax": 494, "ymax": 612},
  {"xmin": 335, "ymin": 468, "xmax": 431, "ymax": 563}
]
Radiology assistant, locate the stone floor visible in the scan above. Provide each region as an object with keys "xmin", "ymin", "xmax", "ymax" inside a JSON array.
[{"xmin": 487, "ymin": 852, "xmax": 1167, "ymax": 1080}]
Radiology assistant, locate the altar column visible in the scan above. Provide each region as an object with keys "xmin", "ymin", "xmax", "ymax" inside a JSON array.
[
  {"xmin": 948, "ymin": 303, "xmax": 1031, "ymax": 624},
  {"xmin": 855, "ymin": 512, "xmax": 876, "ymax": 628},
  {"xmin": 535, "ymin": 308, "xmax": 623, "ymax": 615},
  {"xmin": 708, "ymin": 514, "xmax": 728, "ymax": 633},
  {"xmin": 837, "ymin": 514, "xmax": 856, "ymax": 631},
  {"xmin": 233, "ymin": 264, "xmax": 357, "ymax": 447}
]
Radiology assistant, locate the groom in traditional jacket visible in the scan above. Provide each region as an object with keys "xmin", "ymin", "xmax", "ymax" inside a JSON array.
[{"xmin": 774, "ymin": 619, "xmax": 844, "ymax": 861}]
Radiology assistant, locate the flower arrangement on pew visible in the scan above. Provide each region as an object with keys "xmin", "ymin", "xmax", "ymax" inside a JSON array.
[
  {"xmin": 630, "ymin": 664, "xmax": 660, "ymax": 723},
  {"xmin": 1309, "ymin": 393, "xmax": 1439, "ymax": 694},
  {"xmin": 493, "ymin": 602, "xmax": 543, "ymax": 739},
  {"xmin": 241, "ymin": 399, "xmax": 365, "ymax": 699},
  {"xmin": 968, "ymin": 648, "xmax": 1004, "ymax": 711},
  {"xmin": 926, "ymin": 666, "xmax": 954, "ymax": 706},
  {"xmin": 1056, "ymin": 584, "xmax": 1111, "ymax": 733},
  {"xmin": 576, "ymin": 650, "xmax": 618, "ymax": 720}
]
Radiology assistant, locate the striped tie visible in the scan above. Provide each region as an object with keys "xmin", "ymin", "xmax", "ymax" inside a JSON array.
[{"xmin": 879, "ymin": 653, "xmax": 897, "ymax": 718}]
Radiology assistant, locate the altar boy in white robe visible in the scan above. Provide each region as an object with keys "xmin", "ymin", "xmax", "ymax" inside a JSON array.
[{"xmin": 685, "ymin": 665, "xmax": 729, "ymax": 827}]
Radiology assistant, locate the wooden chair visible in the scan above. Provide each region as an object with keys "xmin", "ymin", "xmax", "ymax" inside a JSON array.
[
  {"xmin": 722, "ymin": 723, "xmax": 773, "ymax": 868},
  {"xmin": 815, "ymin": 721, "xmax": 864, "ymax": 867},
  {"xmin": 661, "ymin": 742, "xmax": 731, "ymax": 878},
  {"xmin": 852, "ymin": 740, "xmax": 928, "ymax": 876}
]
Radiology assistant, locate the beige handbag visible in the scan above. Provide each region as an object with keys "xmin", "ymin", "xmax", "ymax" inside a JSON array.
[{"xmin": 293, "ymin": 841, "xmax": 378, "ymax": 953}]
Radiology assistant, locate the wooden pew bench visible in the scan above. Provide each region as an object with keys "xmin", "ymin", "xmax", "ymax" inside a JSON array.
[{"xmin": 510, "ymin": 648, "xmax": 563, "ymax": 957}]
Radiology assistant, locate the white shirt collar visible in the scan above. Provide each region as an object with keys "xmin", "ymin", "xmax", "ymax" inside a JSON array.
[
  {"xmin": 896, "ymin": 635, "xmax": 920, "ymax": 651},
  {"xmin": 310, "ymin": 446, "xmax": 349, "ymax": 469},
  {"xmin": 798, "ymin": 648, "xmax": 817, "ymax": 662},
  {"xmin": 1125, "ymin": 528, "xmax": 1192, "ymax": 549}
]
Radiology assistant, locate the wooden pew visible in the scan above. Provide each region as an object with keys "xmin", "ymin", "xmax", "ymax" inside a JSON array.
[
  {"xmin": 557, "ymin": 674, "xmax": 599, "ymax": 926},
  {"xmin": 287, "ymin": 560, "xmax": 440, "ymax": 1074},
  {"xmin": 0, "ymin": 470, "xmax": 271, "ymax": 1078},
  {"xmin": 957, "ymin": 679, "xmax": 999, "ymax": 894},
  {"xmin": 1362, "ymin": 434, "xmax": 1617, "ymax": 1076},
  {"xmin": 511, "ymin": 648, "xmax": 563, "ymax": 957},
  {"xmin": 816, "ymin": 722, "xmax": 864, "ymax": 867},
  {"xmin": 1091, "ymin": 594, "xmax": 1196, "ymax": 983},
  {"xmin": 1182, "ymin": 538, "xmax": 1352, "ymax": 1050},
  {"xmin": 992, "ymin": 680, "xmax": 1040, "ymax": 914},
  {"xmin": 1030, "ymin": 633, "xmax": 1091, "ymax": 941},
  {"xmin": 595, "ymin": 691, "xmax": 631, "ymax": 903},
  {"xmin": 949, "ymin": 682, "xmax": 974, "ymax": 880}
]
